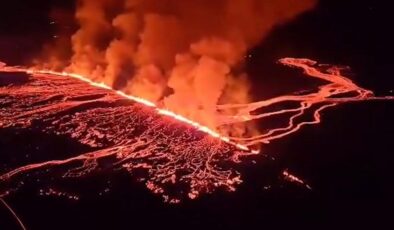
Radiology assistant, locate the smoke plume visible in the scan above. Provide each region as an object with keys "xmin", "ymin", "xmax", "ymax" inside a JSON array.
[{"xmin": 42, "ymin": 0, "xmax": 317, "ymax": 137}]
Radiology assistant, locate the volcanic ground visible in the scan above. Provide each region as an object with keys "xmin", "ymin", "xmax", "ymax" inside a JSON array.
[{"xmin": 0, "ymin": 70, "xmax": 248, "ymax": 203}]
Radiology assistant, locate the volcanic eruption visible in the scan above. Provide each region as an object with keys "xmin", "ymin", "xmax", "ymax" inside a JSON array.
[
  {"xmin": 1, "ymin": 0, "xmax": 393, "ymax": 205},
  {"xmin": 36, "ymin": 0, "xmax": 319, "ymax": 138}
]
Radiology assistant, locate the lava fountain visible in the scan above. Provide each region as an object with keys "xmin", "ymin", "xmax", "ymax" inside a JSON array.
[{"xmin": 1, "ymin": 59, "xmax": 392, "ymax": 202}]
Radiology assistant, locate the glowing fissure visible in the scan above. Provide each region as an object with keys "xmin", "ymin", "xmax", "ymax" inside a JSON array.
[
  {"xmin": 0, "ymin": 58, "xmax": 392, "ymax": 202},
  {"xmin": 26, "ymin": 67, "xmax": 251, "ymax": 152}
]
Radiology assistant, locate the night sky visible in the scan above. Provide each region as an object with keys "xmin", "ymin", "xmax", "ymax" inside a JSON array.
[{"xmin": 1, "ymin": 1, "xmax": 394, "ymax": 230}]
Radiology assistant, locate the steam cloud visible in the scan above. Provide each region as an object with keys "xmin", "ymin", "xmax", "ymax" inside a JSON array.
[{"xmin": 40, "ymin": 0, "xmax": 317, "ymax": 137}]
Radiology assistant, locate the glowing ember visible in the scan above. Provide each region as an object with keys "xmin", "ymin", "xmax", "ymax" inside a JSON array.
[
  {"xmin": 282, "ymin": 169, "xmax": 311, "ymax": 190},
  {"xmin": 0, "ymin": 58, "xmax": 392, "ymax": 202}
]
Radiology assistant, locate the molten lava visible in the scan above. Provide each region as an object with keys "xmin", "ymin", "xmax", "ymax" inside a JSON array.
[
  {"xmin": 0, "ymin": 68, "xmax": 246, "ymax": 203},
  {"xmin": 0, "ymin": 59, "xmax": 392, "ymax": 202}
]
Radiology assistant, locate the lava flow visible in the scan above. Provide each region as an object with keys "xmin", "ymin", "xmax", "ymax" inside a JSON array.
[
  {"xmin": 0, "ymin": 59, "xmax": 392, "ymax": 202},
  {"xmin": 0, "ymin": 65, "xmax": 247, "ymax": 203},
  {"xmin": 218, "ymin": 58, "xmax": 393, "ymax": 146}
]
